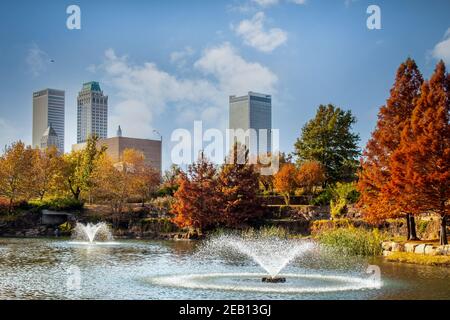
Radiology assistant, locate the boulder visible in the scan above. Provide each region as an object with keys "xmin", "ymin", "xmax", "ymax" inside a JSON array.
[
  {"xmin": 392, "ymin": 242, "xmax": 404, "ymax": 252},
  {"xmin": 424, "ymin": 245, "xmax": 436, "ymax": 256},
  {"xmin": 404, "ymin": 243, "xmax": 417, "ymax": 253},
  {"xmin": 381, "ymin": 241, "xmax": 393, "ymax": 251},
  {"xmin": 436, "ymin": 245, "xmax": 450, "ymax": 256},
  {"xmin": 414, "ymin": 244, "xmax": 428, "ymax": 254}
]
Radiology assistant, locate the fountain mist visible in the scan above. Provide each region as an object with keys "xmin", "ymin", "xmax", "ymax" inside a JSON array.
[
  {"xmin": 72, "ymin": 222, "xmax": 113, "ymax": 243},
  {"xmin": 202, "ymin": 234, "xmax": 316, "ymax": 278}
]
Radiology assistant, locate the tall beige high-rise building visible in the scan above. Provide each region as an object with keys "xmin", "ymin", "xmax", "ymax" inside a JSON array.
[{"xmin": 32, "ymin": 89, "xmax": 65, "ymax": 153}]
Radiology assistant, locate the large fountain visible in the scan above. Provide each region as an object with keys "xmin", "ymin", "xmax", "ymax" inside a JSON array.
[
  {"xmin": 148, "ymin": 234, "xmax": 382, "ymax": 294},
  {"xmin": 205, "ymin": 234, "xmax": 316, "ymax": 282},
  {"xmin": 71, "ymin": 222, "xmax": 114, "ymax": 244}
]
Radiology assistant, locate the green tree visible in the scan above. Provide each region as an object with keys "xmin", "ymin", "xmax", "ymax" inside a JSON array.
[{"xmin": 294, "ymin": 104, "xmax": 360, "ymax": 185}]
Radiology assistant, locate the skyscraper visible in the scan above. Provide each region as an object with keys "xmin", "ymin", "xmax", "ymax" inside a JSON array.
[
  {"xmin": 77, "ymin": 81, "xmax": 108, "ymax": 143},
  {"xmin": 229, "ymin": 92, "xmax": 272, "ymax": 154},
  {"xmin": 32, "ymin": 89, "xmax": 65, "ymax": 153},
  {"xmin": 40, "ymin": 124, "xmax": 60, "ymax": 151}
]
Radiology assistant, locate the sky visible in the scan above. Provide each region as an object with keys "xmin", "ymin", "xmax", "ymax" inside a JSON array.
[{"xmin": 0, "ymin": 0, "xmax": 449, "ymax": 171}]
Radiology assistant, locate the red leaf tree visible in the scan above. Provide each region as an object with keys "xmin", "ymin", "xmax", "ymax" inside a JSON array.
[
  {"xmin": 358, "ymin": 58, "xmax": 423, "ymax": 239},
  {"xmin": 172, "ymin": 153, "xmax": 220, "ymax": 232},
  {"xmin": 388, "ymin": 61, "xmax": 450, "ymax": 245},
  {"xmin": 218, "ymin": 144, "xmax": 264, "ymax": 227}
]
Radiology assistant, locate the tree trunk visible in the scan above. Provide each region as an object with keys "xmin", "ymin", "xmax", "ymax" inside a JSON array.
[
  {"xmin": 440, "ymin": 215, "xmax": 448, "ymax": 245},
  {"xmin": 406, "ymin": 213, "xmax": 411, "ymax": 240},
  {"xmin": 409, "ymin": 215, "xmax": 419, "ymax": 240},
  {"xmin": 8, "ymin": 198, "xmax": 13, "ymax": 214}
]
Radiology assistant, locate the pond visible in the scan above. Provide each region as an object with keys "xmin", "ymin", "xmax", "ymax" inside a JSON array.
[{"xmin": 0, "ymin": 238, "xmax": 448, "ymax": 300}]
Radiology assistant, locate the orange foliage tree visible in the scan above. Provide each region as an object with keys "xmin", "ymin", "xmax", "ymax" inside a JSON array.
[
  {"xmin": 358, "ymin": 58, "xmax": 423, "ymax": 239},
  {"xmin": 388, "ymin": 61, "xmax": 450, "ymax": 245},
  {"xmin": 273, "ymin": 163, "xmax": 298, "ymax": 206},
  {"xmin": 0, "ymin": 141, "xmax": 35, "ymax": 212},
  {"xmin": 296, "ymin": 161, "xmax": 325, "ymax": 195},
  {"xmin": 172, "ymin": 153, "xmax": 220, "ymax": 232}
]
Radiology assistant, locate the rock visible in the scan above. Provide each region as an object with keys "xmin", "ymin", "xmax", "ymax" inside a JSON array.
[
  {"xmin": 414, "ymin": 244, "xmax": 428, "ymax": 254},
  {"xmin": 424, "ymin": 245, "xmax": 436, "ymax": 256},
  {"xmin": 404, "ymin": 243, "xmax": 417, "ymax": 253},
  {"xmin": 436, "ymin": 245, "xmax": 450, "ymax": 256},
  {"xmin": 392, "ymin": 242, "xmax": 404, "ymax": 252},
  {"xmin": 381, "ymin": 241, "xmax": 393, "ymax": 251}
]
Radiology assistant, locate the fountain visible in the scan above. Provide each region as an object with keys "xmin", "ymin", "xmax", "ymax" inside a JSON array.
[
  {"xmin": 71, "ymin": 222, "xmax": 114, "ymax": 244},
  {"xmin": 203, "ymin": 234, "xmax": 316, "ymax": 282},
  {"xmin": 148, "ymin": 234, "xmax": 382, "ymax": 294}
]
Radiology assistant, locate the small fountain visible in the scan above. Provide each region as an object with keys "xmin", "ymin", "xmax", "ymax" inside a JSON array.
[
  {"xmin": 71, "ymin": 222, "xmax": 113, "ymax": 244},
  {"xmin": 204, "ymin": 234, "xmax": 316, "ymax": 282}
]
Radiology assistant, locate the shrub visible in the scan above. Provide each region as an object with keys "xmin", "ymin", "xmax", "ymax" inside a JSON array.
[
  {"xmin": 310, "ymin": 188, "xmax": 333, "ymax": 206},
  {"xmin": 241, "ymin": 226, "xmax": 290, "ymax": 239},
  {"xmin": 330, "ymin": 182, "xmax": 360, "ymax": 219},
  {"xmin": 28, "ymin": 197, "xmax": 84, "ymax": 212},
  {"xmin": 316, "ymin": 226, "xmax": 387, "ymax": 256},
  {"xmin": 150, "ymin": 196, "xmax": 175, "ymax": 214}
]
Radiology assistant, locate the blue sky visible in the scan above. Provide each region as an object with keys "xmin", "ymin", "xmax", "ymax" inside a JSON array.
[{"xmin": 0, "ymin": 0, "xmax": 449, "ymax": 170}]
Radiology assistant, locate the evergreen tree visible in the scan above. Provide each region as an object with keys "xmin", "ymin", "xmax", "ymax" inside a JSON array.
[{"xmin": 294, "ymin": 104, "xmax": 360, "ymax": 185}]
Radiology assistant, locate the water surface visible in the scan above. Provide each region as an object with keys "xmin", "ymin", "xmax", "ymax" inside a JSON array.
[{"xmin": 0, "ymin": 238, "xmax": 448, "ymax": 300}]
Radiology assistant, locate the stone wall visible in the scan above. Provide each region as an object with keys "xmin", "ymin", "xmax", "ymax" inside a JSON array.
[{"xmin": 382, "ymin": 241, "xmax": 450, "ymax": 256}]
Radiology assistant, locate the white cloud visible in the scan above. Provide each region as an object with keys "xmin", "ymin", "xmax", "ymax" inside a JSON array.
[
  {"xmin": 432, "ymin": 28, "xmax": 450, "ymax": 65},
  {"xmin": 96, "ymin": 44, "xmax": 277, "ymax": 138},
  {"xmin": 251, "ymin": 0, "xmax": 279, "ymax": 7},
  {"xmin": 289, "ymin": 0, "xmax": 306, "ymax": 4},
  {"xmin": 234, "ymin": 12, "xmax": 287, "ymax": 52},
  {"xmin": 25, "ymin": 43, "xmax": 49, "ymax": 77},
  {"xmin": 194, "ymin": 42, "xmax": 278, "ymax": 95},
  {"xmin": 170, "ymin": 46, "xmax": 195, "ymax": 68}
]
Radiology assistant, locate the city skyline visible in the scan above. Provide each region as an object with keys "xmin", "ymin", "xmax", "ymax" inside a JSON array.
[{"xmin": 1, "ymin": 0, "xmax": 450, "ymax": 171}]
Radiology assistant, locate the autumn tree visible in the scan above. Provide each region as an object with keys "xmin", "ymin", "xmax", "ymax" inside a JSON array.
[
  {"xmin": 32, "ymin": 146, "xmax": 65, "ymax": 200},
  {"xmin": 358, "ymin": 58, "xmax": 423, "ymax": 240},
  {"xmin": 294, "ymin": 104, "xmax": 360, "ymax": 185},
  {"xmin": 388, "ymin": 61, "xmax": 449, "ymax": 245},
  {"xmin": 257, "ymin": 152, "xmax": 292, "ymax": 195},
  {"xmin": 218, "ymin": 144, "xmax": 263, "ymax": 227},
  {"xmin": 0, "ymin": 141, "xmax": 35, "ymax": 212},
  {"xmin": 273, "ymin": 163, "xmax": 298, "ymax": 206},
  {"xmin": 296, "ymin": 161, "xmax": 325, "ymax": 195},
  {"xmin": 160, "ymin": 164, "xmax": 182, "ymax": 196},
  {"xmin": 63, "ymin": 136, "xmax": 105, "ymax": 200},
  {"xmin": 122, "ymin": 149, "xmax": 161, "ymax": 206},
  {"xmin": 91, "ymin": 153, "xmax": 130, "ymax": 223},
  {"xmin": 172, "ymin": 153, "xmax": 220, "ymax": 232}
]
